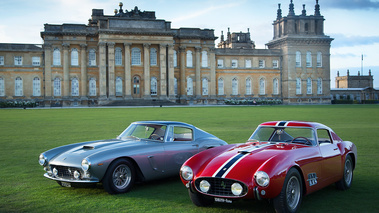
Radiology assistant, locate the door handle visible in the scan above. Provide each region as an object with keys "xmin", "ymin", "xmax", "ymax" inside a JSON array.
[
  {"xmin": 334, "ymin": 148, "xmax": 338, "ymax": 151},
  {"xmin": 192, "ymin": 144, "xmax": 199, "ymax": 147}
]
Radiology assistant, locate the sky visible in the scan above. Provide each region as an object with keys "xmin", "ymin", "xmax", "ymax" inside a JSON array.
[{"xmin": 1, "ymin": 0, "xmax": 379, "ymax": 88}]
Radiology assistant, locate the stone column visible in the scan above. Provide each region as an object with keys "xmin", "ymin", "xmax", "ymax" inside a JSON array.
[
  {"xmin": 209, "ymin": 47, "xmax": 216, "ymax": 99},
  {"xmin": 44, "ymin": 43, "xmax": 52, "ymax": 99},
  {"xmin": 143, "ymin": 43, "xmax": 151, "ymax": 99},
  {"xmin": 195, "ymin": 46, "xmax": 201, "ymax": 98},
  {"xmin": 62, "ymin": 43, "xmax": 70, "ymax": 99},
  {"xmin": 124, "ymin": 43, "xmax": 132, "ymax": 99},
  {"xmin": 179, "ymin": 46, "xmax": 186, "ymax": 98},
  {"xmin": 167, "ymin": 44, "xmax": 175, "ymax": 100},
  {"xmin": 107, "ymin": 42, "xmax": 115, "ymax": 99},
  {"xmin": 98, "ymin": 42, "xmax": 107, "ymax": 99},
  {"xmin": 159, "ymin": 44, "xmax": 167, "ymax": 99},
  {"xmin": 80, "ymin": 44, "xmax": 87, "ymax": 98}
]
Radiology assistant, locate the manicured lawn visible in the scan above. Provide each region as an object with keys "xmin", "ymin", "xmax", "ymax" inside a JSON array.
[{"xmin": 0, "ymin": 105, "xmax": 378, "ymax": 212}]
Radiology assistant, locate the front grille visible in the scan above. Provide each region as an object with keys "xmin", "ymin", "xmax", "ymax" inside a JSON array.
[
  {"xmin": 51, "ymin": 165, "xmax": 82, "ymax": 180},
  {"xmin": 194, "ymin": 177, "xmax": 248, "ymax": 197}
]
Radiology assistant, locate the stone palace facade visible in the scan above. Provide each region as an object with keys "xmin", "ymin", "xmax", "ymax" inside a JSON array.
[{"xmin": 0, "ymin": 0, "xmax": 333, "ymax": 106}]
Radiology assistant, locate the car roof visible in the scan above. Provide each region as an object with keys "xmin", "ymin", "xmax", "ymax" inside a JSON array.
[
  {"xmin": 259, "ymin": 121, "xmax": 332, "ymax": 130},
  {"xmin": 132, "ymin": 121, "xmax": 194, "ymax": 128}
]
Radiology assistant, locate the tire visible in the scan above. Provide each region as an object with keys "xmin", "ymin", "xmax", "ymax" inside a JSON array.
[
  {"xmin": 103, "ymin": 159, "xmax": 135, "ymax": 194},
  {"xmin": 336, "ymin": 155, "xmax": 353, "ymax": 190},
  {"xmin": 188, "ymin": 189, "xmax": 214, "ymax": 207},
  {"xmin": 273, "ymin": 168, "xmax": 303, "ymax": 213}
]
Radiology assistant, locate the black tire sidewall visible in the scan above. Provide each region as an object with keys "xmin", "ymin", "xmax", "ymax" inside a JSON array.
[{"xmin": 103, "ymin": 159, "xmax": 135, "ymax": 194}]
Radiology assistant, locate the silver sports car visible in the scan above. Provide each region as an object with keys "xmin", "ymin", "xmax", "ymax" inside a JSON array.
[{"xmin": 38, "ymin": 121, "xmax": 227, "ymax": 194}]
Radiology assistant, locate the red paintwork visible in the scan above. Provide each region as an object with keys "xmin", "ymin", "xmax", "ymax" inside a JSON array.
[{"xmin": 180, "ymin": 121, "xmax": 357, "ymax": 201}]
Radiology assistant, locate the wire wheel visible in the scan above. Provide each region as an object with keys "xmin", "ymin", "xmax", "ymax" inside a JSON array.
[{"xmin": 286, "ymin": 176, "xmax": 301, "ymax": 211}]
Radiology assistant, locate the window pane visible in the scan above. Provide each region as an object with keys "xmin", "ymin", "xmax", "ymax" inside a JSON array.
[{"xmin": 115, "ymin": 48, "xmax": 122, "ymax": 66}]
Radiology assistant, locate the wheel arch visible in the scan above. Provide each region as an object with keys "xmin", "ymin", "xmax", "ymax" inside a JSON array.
[{"xmin": 290, "ymin": 165, "xmax": 307, "ymax": 196}]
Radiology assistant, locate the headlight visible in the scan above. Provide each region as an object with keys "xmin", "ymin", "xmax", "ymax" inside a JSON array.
[
  {"xmin": 199, "ymin": 180, "xmax": 210, "ymax": 193},
  {"xmin": 231, "ymin": 183, "xmax": 243, "ymax": 196},
  {"xmin": 39, "ymin": 153, "xmax": 47, "ymax": 166},
  {"xmin": 255, "ymin": 171, "xmax": 270, "ymax": 187},
  {"xmin": 180, "ymin": 166, "xmax": 193, "ymax": 181},
  {"xmin": 81, "ymin": 158, "xmax": 91, "ymax": 171}
]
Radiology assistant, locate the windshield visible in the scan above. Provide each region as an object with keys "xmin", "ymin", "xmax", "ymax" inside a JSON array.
[
  {"xmin": 249, "ymin": 126, "xmax": 316, "ymax": 145},
  {"xmin": 117, "ymin": 123, "xmax": 167, "ymax": 141}
]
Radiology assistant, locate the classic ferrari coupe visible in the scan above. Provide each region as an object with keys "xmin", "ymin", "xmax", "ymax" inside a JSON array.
[
  {"xmin": 180, "ymin": 121, "xmax": 357, "ymax": 213},
  {"xmin": 38, "ymin": 121, "xmax": 227, "ymax": 194}
]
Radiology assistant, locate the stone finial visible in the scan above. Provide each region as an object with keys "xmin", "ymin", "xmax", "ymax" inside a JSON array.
[
  {"xmin": 114, "ymin": 9, "xmax": 118, "ymax": 15},
  {"xmin": 347, "ymin": 69, "xmax": 350, "ymax": 76},
  {"xmin": 288, "ymin": 0, "xmax": 295, "ymax": 16},
  {"xmin": 302, "ymin": 4, "xmax": 306, "ymax": 16},
  {"xmin": 314, "ymin": 0, "xmax": 321, "ymax": 16},
  {"xmin": 119, "ymin": 2, "xmax": 124, "ymax": 13},
  {"xmin": 277, "ymin": 3, "xmax": 282, "ymax": 20},
  {"xmin": 337, "ymin": 71, "xmax": 339, "ymax": 77},
  {"xmin": 369, "ymin": 69, "xmax": 372, "ymax": 76}
]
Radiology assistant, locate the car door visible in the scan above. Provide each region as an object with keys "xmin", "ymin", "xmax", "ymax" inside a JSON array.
[
  {"xmin": 163, "ymin": 125, "xmax": 199, "ymax": 174},
  {"xmin": 317, "ymin": 129, "xmax": 342, "ymax": 184}
]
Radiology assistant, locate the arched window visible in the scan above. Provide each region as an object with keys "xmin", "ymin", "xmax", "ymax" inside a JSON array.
[
  {"xmin": 151, "ymin": 77, "xmax": 157, "ymax": 96},
  {"xmin": 218, "ymin": 78, "xmax": 224, "ymax": 96},
  {"xmin": 115, "ymin": 47, "xmax": 122, "ymax": 66},
  {"xmin": 186, "ymin": 50, "xmax": 193, "ymax": 67},
  {"xmin": 201, "ymin": 51, "xmax": 208, "ymax": 67},
  {"xmin": 150, "ymin": 48, "xmax": 157, "ymax": 66},
  {"xmin": 131, "ymin": 48, "xmax": 141, "ymax": 65},
  {"xmin": 71, "ymin": 78, "xmax": 79, "ymax": 96},
  {"xmin": 306, "ymin": 51, "xmax": 312, "ymax": 67},
  {"xmin": 33, "ymin": 77, "xmax": 41, "ymax": 96},
  {"xmin": 0, "ymin": 77, "xmax": 4, "ymax": 96},
  {"xmin": 259, "ymin": 78, "xmax": 265, "ymax": 95},
  {"xmin": 202, "ymin": 78, "xmax": 208, "ymax": 95},
  {"xmin": 15, "ymin": 77, "xmax": 23, "ymax": 96},
  {"xmin": 53, "ymin": 77, "xmax": 61, "ymax": 96},
  {"xmin": 273, "ymin": 78, "xmax": 279, "ymax": 95},
  {"xmin": 116, "ymin": 77, "xmax": 123, "ymax": 96},
  {"xmin": 296, "ymin": 78, "xmax": 302, "ymax": 94},
  {"xmin": 173, "ymin": 50, "xmax": 177, "ymax": 67},
  {"xmin": 174, "ymin": 78, "xmax": 178, "ymax": 95},
  {"xmin": 307, "ymin": 78, "xmax": 312, "ymax": 94},
  {"xmin": 317, "ymin": 52, "xmax": 322, "ymax": 67},
  {"xmin": 317, "ymin": 78, "xmax": 322, "ymax": 94},
  {"xmin": 246, "ymin": 78, "xmax": 252, "ymax": 95},
  {"xmin": 295, "ymin": 51, "xmax": 301, "ymax": 67},
  {"xmin": 53, "ymin": 48, "xmax": 61, "ymax": 66},
  {"xmin": 89, "ymin": 49, "xmax": 96, "ymax": 66},
  {"xmin": 187, "ymin": 77, "xmax": 193, "ymax": 96},
  {"xmin": 71, "ymin": 48, "xmax": 79, "ymax": 66},
  {"xmin": 232, "ymin": 78, "xmax": 238, "ymax": 95},
  {"xmin": 89, "ymin": 78, "xmax": 96, "ymax": 96}
]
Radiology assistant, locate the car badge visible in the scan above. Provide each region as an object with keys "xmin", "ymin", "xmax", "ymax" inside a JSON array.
[{"xmin": 221, "ymin": 181, "xmax": 227, "ymax": 189}]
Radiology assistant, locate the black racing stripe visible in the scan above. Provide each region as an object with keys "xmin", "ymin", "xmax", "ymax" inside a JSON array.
[
  {"xmin": 277, "ymin": 121, "xmax": 287, "ymax": 126},
  {"xmin": 214, "ymin": 153, "xmax": 247, "ymax": 178}
]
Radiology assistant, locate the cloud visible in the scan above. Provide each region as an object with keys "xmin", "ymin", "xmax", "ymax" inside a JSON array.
[
  {"xmin": 331, "ymin": 34, "xmax": 379, "ymax": 47},
  {"xmin": 321, "ymin": 0, "xmax": 379, "ymax": 10}
]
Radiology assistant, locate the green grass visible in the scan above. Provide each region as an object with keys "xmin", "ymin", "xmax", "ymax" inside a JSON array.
[{"xmin": 0, "ymin": 105, "xmax": 378, "ymax": 212}]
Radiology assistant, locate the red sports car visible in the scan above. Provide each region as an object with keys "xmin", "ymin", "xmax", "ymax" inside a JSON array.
[{"xmin": 180, "ymin": 121, "xmax": 357, "ymax": 213}]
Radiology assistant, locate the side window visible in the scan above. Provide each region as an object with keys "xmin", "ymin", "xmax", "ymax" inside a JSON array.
[
  {"xmin": 173, "ymin": 127, "xmax": 193, "ymax": 141},
  {"xmin": 317, "ymin": 129, "xmax": 332, "ymax": 145}
]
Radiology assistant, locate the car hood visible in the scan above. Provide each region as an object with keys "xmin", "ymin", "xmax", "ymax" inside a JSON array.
[
  {"xmin": 196, "ymin": 142, "xmax": 299, "ymax": 183},
  {"xmin": 49, "ymin": 138, "xmax": 148, "ymax": 167}
]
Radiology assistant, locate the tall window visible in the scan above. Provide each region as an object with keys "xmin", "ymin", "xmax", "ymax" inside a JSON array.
[
  {"xmin": 186, "ymin": 50, "xmax": 193, "ymax": 67},
  {"xmin": 246, "ymin": 78, "xmax": 252, "ymax": 95},
  {"xmin": 187, "ymin": 77, "xmax": 193, "ymax": 96},
  {"xmin": 0, "ymin": 56, "xmax": 4, "ymax": 65},
  {"xmin": 307, "ymin": 78, "xmax": 312, "ymax": 94},
  {"xmin": 245, "ymin": 60, "xmax": 252, "ymax": 68},
  {"xmin": 174, "ymin": 78, "xmax": 178, "ymax": 95},
  {"xmin": 273, "ymin": 78, "xmax": 279, "ymax": 95},
  {"xmin": 306, "ymin": 51, "xmax": 312, "ymax": 67},
  {"xmin": 32, "ymin": 57, "xmax": 40, "ymax": 66},
  {"xmin": 71, "ymin": 78, "xmax": 79, "ymax": 96},
  {"xmin": 296, "ymin": 78, "xmax": 302, "ymax": 94},
  {"xmin": 53, "ymin": 48, "xmax": 61, "ymax": 66},
  {"xmin": 231, "ymin": 59, "xmax": 238, "ymax": 68},
  {"xmin": 173, "ymin": 50, "xmax": 177, "ymax": 67},
  {"xmin": 218, "ymin": 78, "xmax": 224, "ymax": 96},
  {"xmin": 151, "ymin": 77, "xmax": 157, "ymax": 96},
  {"xmin": 115, "ymin": 47, "xmax": 122, "ymax": 66},
  {"xmin": 131, "ymin": 48, "xmax": 141, "ymax": 65},
  {"xmin": 259, "ymin": 78, "xmax": 265, "ymax": 95},
  {"xmin": 150, "ymin": 48, "xmax": 157, "ymax": 66},
  {"xmin": 14, "ymin": 56, "xmax": 22, "ymax": 66},
  {"xmin": 53, "ymin": 78, "xmax": 61, "ymax": 96},
  {"xmin": 217, "ymin": 59, "xmax": 224, "ymax": 68},
  {"xmin": 71, "ymin": 48, "xmax": 79, "ymax": 66},
  {"xmin": 202, "ymin": 78, "xmax": 208, "ymax": 95},
  {"xmin": 201, "ymin": 51, "xmax": 208, "ymax": 67},
  {"xmin": 133, "ymin": 76, "xmax": 140, "ymax": 94},
  {"xmin": 0, "ymin": 77, "xmax": 4, "ymax": 96},
  {"xmin": 259, "ymin": 60, "xmax": 265, "ymax": 68},
  {"xmin": 15, "ymin": 77, "xmax": 23, "ymax": 96},
  {"xmin": 89, "ymin": 49, "xmax": 96, "ymax": 66},
  {"xmin": 273, "ymin": 60, "xmax": 279, "ymax": 68},
  {"xmin": 33, "ymin": 77, "xmax": 41, "ymax": 96},
  {"xmin": 232, "ymin": 78, "xmax": 238, "ymax": 95},
  {"xmin": 317, "ymin": 78, "xmax": 322, "ymax": 94},
  {"xmin": 296, "ymin": 51, "xmax": 301, "ymax": 67},
  {"xmin": 317, "ymin": 52, "xmax": 322, "ymax": 67},
  {"xmin": 115, "ymin": 77, "xmax": 123, "ymax": 96},
  {"xmin": 89, "ymin": 78, "xmax": 96, "ymax": 96}
]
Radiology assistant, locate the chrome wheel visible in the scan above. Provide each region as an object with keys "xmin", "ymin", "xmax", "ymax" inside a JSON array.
[
  {"xmin": 112, "ymin": 164, "xmax": 132, "ymax": 190},
  {"xmin": 286, "ymin": 176, "xmax": 301, "ymax": 210}
]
